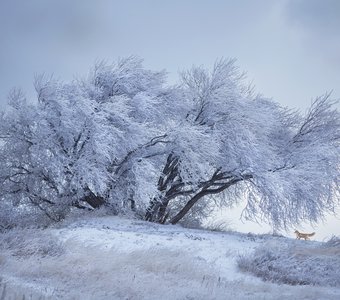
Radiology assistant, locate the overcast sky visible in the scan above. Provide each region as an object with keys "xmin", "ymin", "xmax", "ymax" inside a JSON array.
[
  {"xmin": 0, "ymin": 0, "xmax": 339, "ymax": 238},
  {"xmin": 1, "ymin": 0, "xmax": 340, "ymax": 110}
]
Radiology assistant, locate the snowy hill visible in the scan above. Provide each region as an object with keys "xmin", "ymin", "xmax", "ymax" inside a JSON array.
[{"xmin": 1, "ymin": 216, "xmax": 340, "ymax": 299}]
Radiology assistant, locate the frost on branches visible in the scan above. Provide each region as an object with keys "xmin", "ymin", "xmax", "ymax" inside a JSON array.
[{"xmin": 0, "ymin": 57, "xmax": 339, "ymax": 229}]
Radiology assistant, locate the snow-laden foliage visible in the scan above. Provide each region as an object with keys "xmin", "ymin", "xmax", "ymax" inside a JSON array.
[
  {"xmin": 0, "ymin": 57, "xmax": 339, "ymax": 228},
  {"xmin": 145, "ymin": 59, "xmax": 339, "ymax": 228}
]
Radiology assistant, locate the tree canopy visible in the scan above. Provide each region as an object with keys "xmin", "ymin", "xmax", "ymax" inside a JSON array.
[{"xmin": 0, "ymin": 57, "xmax": 339, "ymax": 229}]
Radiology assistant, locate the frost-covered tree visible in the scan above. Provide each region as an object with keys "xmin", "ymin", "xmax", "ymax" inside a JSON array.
[
  {"xmin": 0, "ymin": 57, "xmax": 339, "ymax": 229},
  {"xmin": 0, "ymin": 79, "xmax": 116, "ymax": 221},
  {"xmin": 0, "ymin": 57, "xmax": 172, "ymax": 223},
  {"xmin": 144, "ymin": 60, "xmax": 275, "ymax": 224},
  {"xmin": 144, "ymin": 60, "xmax": 340, "ymax": 229}
]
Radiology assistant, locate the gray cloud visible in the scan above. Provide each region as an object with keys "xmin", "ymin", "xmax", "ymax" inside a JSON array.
[
  {"xmin": 284, "ymin": 0, "xmax": 340, "ymax": 67},
  {"xmin": 285, "ymin": 0, "xmax": 340, "ymax": 37},
  {"xmin": 0, "ymin": 0, "xmax": 339, "ymax": 110}
]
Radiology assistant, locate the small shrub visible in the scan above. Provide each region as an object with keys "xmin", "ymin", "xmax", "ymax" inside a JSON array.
[
  {"xmin": 0, "ymin": 230, "xmax": 64, "ymax": 258},
  {"xmin": 324, "ymin": 235, "xmax": 340, "ymax": 247},
  {"xmin": 0, "ymin": 281, "xmax": 47, "ymax": 300},
  {"xmin": 204, "ymin": 220, "xmax": 233, "ymax": 232},
  {"xmin": 237, "ymin": 240, "xmax": 340, "ymax": 287}
]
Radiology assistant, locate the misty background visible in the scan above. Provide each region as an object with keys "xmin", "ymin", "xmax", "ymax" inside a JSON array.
[{"xmin": 0, "ymin": 0, "xmax": 339, "ymax": 239}]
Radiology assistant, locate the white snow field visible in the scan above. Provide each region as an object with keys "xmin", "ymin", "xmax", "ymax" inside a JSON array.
[{"xmin": 1, "ymin": 216, "xmax": 340, "ymax": 300}]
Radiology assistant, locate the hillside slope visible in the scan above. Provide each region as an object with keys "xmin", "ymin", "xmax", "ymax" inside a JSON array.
[{"xmin": 1, "ymin": 216, "xmax": 340, "ymax": 299}]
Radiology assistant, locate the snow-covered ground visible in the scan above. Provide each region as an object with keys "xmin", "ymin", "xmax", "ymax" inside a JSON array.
[{"xmin": 1, "ymin": 216, "xmax": 340, "ymax": 299}]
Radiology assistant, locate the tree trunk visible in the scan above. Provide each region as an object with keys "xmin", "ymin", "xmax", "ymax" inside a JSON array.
[
  {"xmin": 169, "ymin": 189, "xmax": 210, "ymax": 224},
  {"xmin": 145, "ymin": 197, "xmax": 161, "ymax": 222},
  {"xmin": 81, "ymin": 188, "xmax": 106, "ymax": 208},
  {"xmin": 169, "ymin": 177, "xmax": 247, "ymax": 224},
  {"xmin": 145, "ymin": 153, "xmax": 181, "ymax": 222}
]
